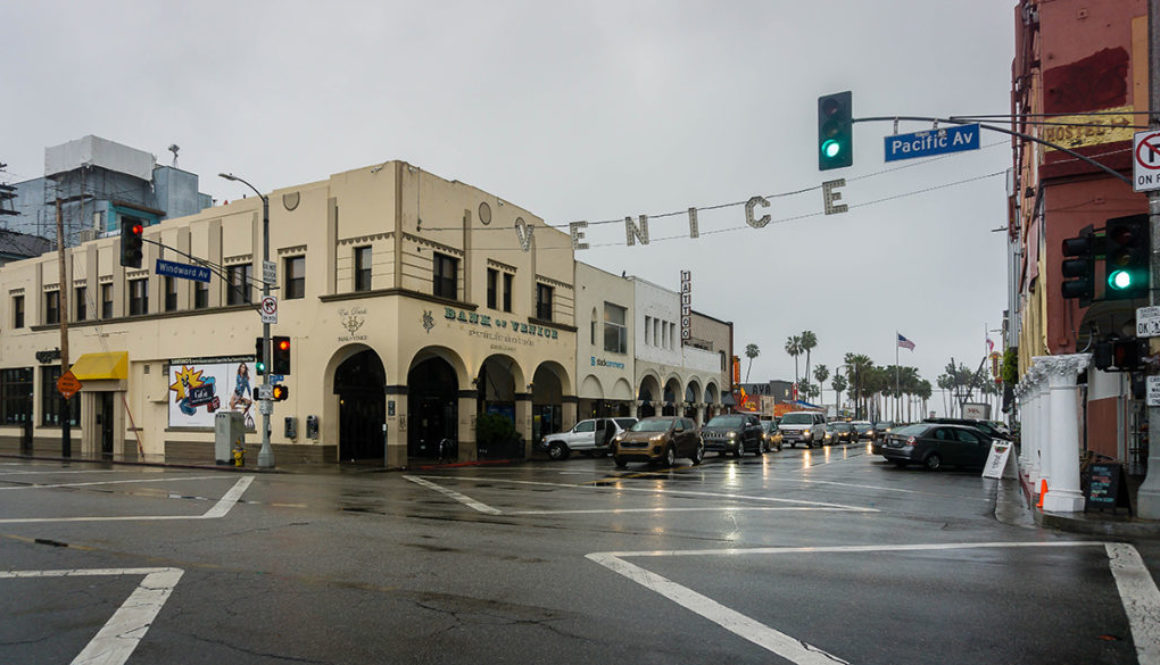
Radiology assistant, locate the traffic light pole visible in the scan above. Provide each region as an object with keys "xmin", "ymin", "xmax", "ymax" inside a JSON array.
[
  {"xmin": 220, "ymin": 173, "xmax": 274, "ymax": 469},
  {"xmin": 1138, "ymin": 0, "xmax": 1160, "ymax": 519}
]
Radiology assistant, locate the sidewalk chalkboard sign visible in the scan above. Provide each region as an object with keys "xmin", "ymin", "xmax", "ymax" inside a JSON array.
[{"xmin": 1085, "ymin": 463, "xmax": 1131, "ymax": 514}]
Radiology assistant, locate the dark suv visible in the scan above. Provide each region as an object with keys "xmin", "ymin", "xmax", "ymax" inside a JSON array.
[{"xmin": 702, "ymin": 413, "xmax": 764, "ymax": 457}]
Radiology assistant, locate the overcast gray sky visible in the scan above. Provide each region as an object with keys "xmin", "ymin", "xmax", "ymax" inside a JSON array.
[{"xmin": 2, "ymin": 1, "xmax": 1014, "ymax": 408}]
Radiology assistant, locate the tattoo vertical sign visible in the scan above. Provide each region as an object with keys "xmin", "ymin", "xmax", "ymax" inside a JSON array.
[{"xmin": 680, "ymin": 270, "xmax": 692, "ymax": 345}]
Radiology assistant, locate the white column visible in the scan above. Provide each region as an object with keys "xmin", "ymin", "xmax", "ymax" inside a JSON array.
[
  {"xmin": 1031, "ymin": 360, "xmax": 1052, "ymax": 492},
  {"xmin": 1015, "ymin": 383, "xmax": 1032, "ymax": 481},
  {"xmin": 1041, "ymin": 354, "xmax": 1091, "ymax": 513}
]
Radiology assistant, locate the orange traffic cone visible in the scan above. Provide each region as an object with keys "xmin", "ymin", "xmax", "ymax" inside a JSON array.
[{"xmin": 1036, "ymin": 479, "xmax": 1047, "ymax": 508}]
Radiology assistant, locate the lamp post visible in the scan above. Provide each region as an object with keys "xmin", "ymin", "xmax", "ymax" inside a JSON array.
[{"xmin": 219, "ymin": 173, "xmax": 274, "ymax": 468}]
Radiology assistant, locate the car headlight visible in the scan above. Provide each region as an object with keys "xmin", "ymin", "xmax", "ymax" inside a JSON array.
[
  {"xmin": 651, "ymin": 434, "xmax": 665, "ymax": 442},
  {"xmin": 728, "ymin": 431, "xmax": 737, "ymax": 439}
]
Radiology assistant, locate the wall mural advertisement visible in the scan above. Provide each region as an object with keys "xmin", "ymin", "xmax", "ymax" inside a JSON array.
[{"xmin": 168, "ymin": 358, "xmax": 257, "ymax": 429}]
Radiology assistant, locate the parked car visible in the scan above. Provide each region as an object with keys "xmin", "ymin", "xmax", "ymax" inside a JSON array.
[
  {"xmin": 760, "ymin": 420, "xmax": 783, "ymax": 452},
  {"xmin": 877, "ymin": 423, "xmax": 992, "ymax": 470},
  {"xmin": 778, "ymin": 411, "xmax": 827, "ymax": 448},
  {"xmin": 611, "ymin": 416, "xmax": 704, "ymax": 468},
  {"xmin": 702, "ymin": 413, "xmax": 764, "ymax": 457},
  {"xmin": 922, "ymin": 417, "xmax": 1012, "ymax": 441},
  {"xmin": 826, "ymin": 421, "xmax": 857, "ymax": 444},
  {"xmin": 539, "ymin": 417, "xmax": 638, "ymax": 460},
  {"xmin": 851, "ymin": 421, "xmax": 875, "ymax": 441}
]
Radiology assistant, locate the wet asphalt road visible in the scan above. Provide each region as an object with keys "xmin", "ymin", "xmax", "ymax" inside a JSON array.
[{"xmin": 1, "ymin": 441, "xmax": 1157, "ymax": 665}]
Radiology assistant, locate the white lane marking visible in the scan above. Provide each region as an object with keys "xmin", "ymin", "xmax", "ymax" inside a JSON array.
[
  {"xmin": 0, "ymin": 469, "xmax": 122, "ymax": 476},
  {"xmin": 1106, "ymin": 543, "xmax": 1160, "ymax": 665},
  {"xmin": 403, "ymin": 475, "xmax": 502, "ymax": 514},
  {"xmin": 587, "ymin": 552, "xmax": 848, "ymax": 665},
  {"xmin": 588, "ymin": 540, "xmax": 1160, "ymax": 665},
  {"xmin": 0, "ymin": 474, "xmax": 226, "ymax": 491},
  {"xmin": 0, "ymin": 567, "xmax": 184, "ymax": 665},
  {"xmin": 0, "ymin": 476, "xmax": 253, "ymax": 524},
  {"xmin": 506, "ymin": 507, "xmax": 856, "ymax": 516},
  {"xmin": 415, "ymin": 475, "xmax": 877, "ymax": 512}
]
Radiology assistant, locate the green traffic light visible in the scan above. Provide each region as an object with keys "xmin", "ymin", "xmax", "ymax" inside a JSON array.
[
  {"xmin": 1108, "ymin": 269, "xmax": 1133, "ymax": 290},
  {"xmin": 822, "ymin": 139, "xmax": 842, "ymax": 159}
]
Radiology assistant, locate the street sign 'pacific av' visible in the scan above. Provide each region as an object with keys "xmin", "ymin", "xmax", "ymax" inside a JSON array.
[{"xmin": 884, "ymin": 124, "xmax": 980, "ymax": 162}]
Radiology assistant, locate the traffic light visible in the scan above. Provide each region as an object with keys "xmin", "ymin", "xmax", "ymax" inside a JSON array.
[
  {"xmin": 254, "ymin": 337, "xmax": 267, "ymax": 375},
  {"xmin": 1092, "ymin": 338, "xmax": 1147, "ymax": 372},
  {"xmin": 119, "ymin": 219, "xmax": 144, "ymax": 268},
  {"xmin": 272, "ymin": 336, "xmax": 291, "ymax": 375},
  {"xmin": 1060, "ymin": 224, "xmax": 1097, "ymax": 304},
  {"xmin": 1104, "ymin": 214, "xmax": 1149, "ymax": 300},
  {"xmin": 272, "ymin": 384, "xmax": 289, "ymax": 401},
  {"xmin": 1112, "ymin": 339, "xmax": 1146, "ymax": 371},
  {"xmin": 817, "ymin": 91, "xmax": 853, "ymax": 170}
]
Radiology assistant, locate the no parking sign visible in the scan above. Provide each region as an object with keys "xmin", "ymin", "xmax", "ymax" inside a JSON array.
[{"xmin": 1133, "ymin": 130, "xmax": 1160, "ymax": 192}]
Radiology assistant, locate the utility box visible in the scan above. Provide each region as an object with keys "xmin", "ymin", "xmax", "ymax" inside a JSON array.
[{"xmin": 215, "ymin": 411, "xmax": 246, "ymax": 464}]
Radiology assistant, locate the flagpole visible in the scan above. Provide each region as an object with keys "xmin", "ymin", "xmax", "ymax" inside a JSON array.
[{"xmin": 895, "ymin": 331, "xmax": 900, "ymax": 421}]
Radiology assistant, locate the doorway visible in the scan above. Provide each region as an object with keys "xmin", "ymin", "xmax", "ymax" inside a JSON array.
[
  {"xmin": 335, "ymin": 350, "xmax": 386, "ymax": 462},
  {"xmin": 408, "ymin": 357, "xmax": 458, "ymax": 460},
  {"xmin": 97, "ymin": 392, "xmax": 115, "ymax": 459}
]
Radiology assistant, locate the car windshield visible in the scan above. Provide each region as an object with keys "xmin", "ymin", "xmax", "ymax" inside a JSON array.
[
  {"xmin": 761, "ymin": 421, "xmax": 776, "ymax": 432},
  {"xmin": 854, "ymin": 424, "xmax": 871, "ymax": 432},
  {"xmin": 780, "ymin": 413, "xmax": 814, "ymax": 425},
  {"xmin": 707, "ymin": 415, "xmax": 744, "ymax": 427},
  {"xmin": 892, "ymin": 424, "xmax": 927, "ymax": 437},
  {"xmin": 630, "ymin": 418, "xmax": 673, "ymax": 433}
]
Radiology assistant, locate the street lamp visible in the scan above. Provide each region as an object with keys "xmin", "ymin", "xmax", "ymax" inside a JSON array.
[{"xmin": 219, "ymin": 172, "xmax": 274, "ymax": 469}]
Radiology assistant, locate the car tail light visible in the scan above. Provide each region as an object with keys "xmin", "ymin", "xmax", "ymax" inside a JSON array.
[{"xmin": 905, "ymin": 436, "xmax": 916, "ymax": 446}]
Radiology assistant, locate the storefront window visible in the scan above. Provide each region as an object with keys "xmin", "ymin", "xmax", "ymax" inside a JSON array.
[{"xmin": 0, "ymin": 368, "xmax": 32, "ymax": 425}]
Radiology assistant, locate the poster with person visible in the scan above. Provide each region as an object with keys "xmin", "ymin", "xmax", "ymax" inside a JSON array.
[{"xmin": 168, "ymin": 359, "xmax": 256, "ymax": 429}]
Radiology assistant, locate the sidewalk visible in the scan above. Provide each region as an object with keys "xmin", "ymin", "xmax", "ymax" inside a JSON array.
[{"xmin": 993, "ymin": 466, "xmax": 1160, "ymax": 539}]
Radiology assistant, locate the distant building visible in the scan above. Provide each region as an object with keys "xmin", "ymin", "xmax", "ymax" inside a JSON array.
[
  {"xmin": 0, "ymin": 228, "xmax": 53, "ymax": 266},
  {"xmin": 5, "ymin": 136, "xmax": 213, "ymax": 247}
]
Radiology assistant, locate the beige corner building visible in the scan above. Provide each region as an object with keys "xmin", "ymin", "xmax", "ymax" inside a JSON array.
[{"xmin": 0, "ymin": 162, "xmax": 579, "ymax": 467}]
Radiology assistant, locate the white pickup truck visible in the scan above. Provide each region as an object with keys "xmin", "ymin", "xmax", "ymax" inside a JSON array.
[{"xmin": 541, "ymin": 417, "xmax": 639, "ymax": 460}]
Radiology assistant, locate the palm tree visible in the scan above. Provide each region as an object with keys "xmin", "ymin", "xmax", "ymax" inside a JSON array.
[
  {"xmin": 843, "ymin": 353, "xmax": 873, "ymax": 419},
  {"xmin": 831, "ymin": 373, "xmax": 848, "ymax": 415},
  {"xmin": 800, "ymin": 331, "xmax": 818, "ymax": 392},
  {"xmin": 813, "ymin": 364, "xmax": 829, "ymax": 409},
  {"xmin": 916, "ymin": 379, "xmax": 932, "ymax": 419},
  {"xmin": 785, "ymin": 336, "xmax": 803, "ymax": 387},
  {"xmin": 744, "ymin": 343, "xmax": 760, "ymax": 383}
]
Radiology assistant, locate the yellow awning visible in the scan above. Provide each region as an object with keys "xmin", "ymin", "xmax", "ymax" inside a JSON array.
[{"xmin": 70, "ymin": 352, "xmax": 128, "ymax": 381}]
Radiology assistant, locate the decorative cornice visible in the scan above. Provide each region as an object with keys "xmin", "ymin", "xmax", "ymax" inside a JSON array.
[
  {"xmin": 402, "ymin": 233, "xmax": 463, "ymax": 257},
  {"xmin": 487, "ymin": 259, "xmax": 517, "ymax": 273},
  {"xmin": 338, "ymin": 232, "xmax": 393, "ymax": 247},
  {"xmin": 278, "ymin": 244, "xmax": 308, "ymax": 256},
  {"xmin": 536, "ymin": 274, "xmax": 573, "ymax": 291}
]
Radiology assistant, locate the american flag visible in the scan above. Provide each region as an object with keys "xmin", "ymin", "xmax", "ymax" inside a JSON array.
[{"xmin": 897, "ymin": 333, "xmax": 915, "ymax": 351}]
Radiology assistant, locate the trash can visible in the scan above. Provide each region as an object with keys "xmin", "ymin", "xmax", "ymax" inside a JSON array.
[{"xmin": 214, "ymin": 411, "xmax": 245, "ymax": 465}]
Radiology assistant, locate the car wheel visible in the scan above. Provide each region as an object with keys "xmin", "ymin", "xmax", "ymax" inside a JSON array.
[
  {"xmin": 690, "ymin": 441, "xmax": 704, "ymax": 465},
  {"xmin": 547, "ymin": 441, "xmax": 569, "ymax": 461},
  {"xmin": 614, "ymin": 456, "xmax": 628, "ymax": 468},
  {"xmin": 924, "ymin": 453, "xmax": 942, "ymax": 471},
  {"xmin": 664, "ymin": 445, "xmax": 677, "ymax": 467},
  {"xmin": 732, "ymin": 445, "xmax": 743, "ymax": 458}
]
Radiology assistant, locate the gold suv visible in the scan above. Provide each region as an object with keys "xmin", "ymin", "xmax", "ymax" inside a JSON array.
[{"xmin": 612, "ymin": 416, "xmax": 704, "ymax": 468}]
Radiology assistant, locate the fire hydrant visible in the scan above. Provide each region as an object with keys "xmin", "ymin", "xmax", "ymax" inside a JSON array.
[{"xmin": 232, "ymin": 439, "xmax": 245, "ymax": 467}]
